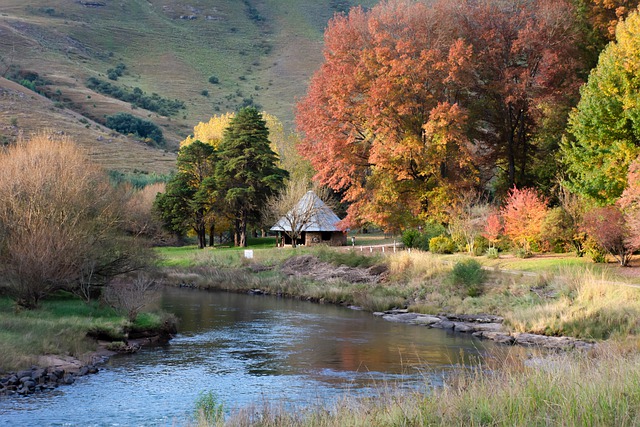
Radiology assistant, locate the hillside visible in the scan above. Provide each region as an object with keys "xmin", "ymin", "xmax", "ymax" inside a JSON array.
[
  {"xmin": 0, "ymin": 0, "xmax": 377, "ymax": 173},
  {"xmin": 0, "ymin": 76, "xmax": 176, "ymax": 174}
]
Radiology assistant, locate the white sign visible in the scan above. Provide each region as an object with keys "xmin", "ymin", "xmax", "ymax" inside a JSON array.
[{"xmin": 244, "ymin": 250, "xmax": 254, "ymax": 259}]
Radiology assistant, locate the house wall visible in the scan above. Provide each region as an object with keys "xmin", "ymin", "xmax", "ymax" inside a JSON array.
[{"xmin": 305, "ymin": 231, "xmax": 347, "ymax": 247}]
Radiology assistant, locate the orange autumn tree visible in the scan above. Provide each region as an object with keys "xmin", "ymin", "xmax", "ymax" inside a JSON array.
[
  {"xmin": 501, "ymin": 187, "xmax": 549, "ymax": 253},
  {"xmin": 296, "ymin": 1, "xmax": 477, "ymax": 231},
  {"xmin": 297, "ymin": 0, "xmax": 582, "ymax": 231}
]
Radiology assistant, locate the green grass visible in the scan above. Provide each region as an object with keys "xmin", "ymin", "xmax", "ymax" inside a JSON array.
[{"xmin": 0, "ymin": 291, "xmax": 168, "ymax": 372}]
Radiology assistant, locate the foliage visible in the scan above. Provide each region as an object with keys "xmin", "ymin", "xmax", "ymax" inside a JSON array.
[
  {"xmin": 501, "ymin": 187, "xmax": 549, "ymax": 253},
  {"xmin": 429, "ymin": 236, "xmax": 456, "ymax": 254},
  {"xmin": 582, "ymin": 206, "xmax": 635, "ymax": 266},
  {"xmin": 540, "ymin": 207, "xmax": 576, "ymax": 253},
  {"xmin": 194, "ymin": 390, "xmax": 225, "ymax": 425},
  {"xmin": 450, "ymin": 259, "xmax": 486, "ymax": 297},
  {"xmin": 181, "ymin": 112, "xmax": 312, "ymax": 182},
  {"xmin": 482, "ymin": 212, "xmax": 503, "ymax": 249},
  {"xmin": 402, "ymin": 222, "xmax": 447, "ymax": 251},
  {"xmin": 86, "ymin": 77, "xmax": 185, "ymax": 116},
  {"xmin": 155, "ymin": 141, "xmax": 221, "ymax": 248},
  {"xmin": 107, "ymin": 62, "xmax": 126, "ymax": 81},
  {"xmin": 297, "ymin": 0, "xmax": 582, "ymax": 230},
  {"xmin": 448, "ymin": 192, "xmax": 491, "ymax": 255},
  {"xmin": 0, "ymin": 133, "xmax": 151, "ymax": 308},
  {"xmin": 619, "ymin": 155, "xmax": 640, "ymax": 251},
  {"xmin": 121, "ymin": 183, "xmax": 171, "ymax": 244},
  {"xmin": 105, "ymin": 112, "xmax": 164, "ymax": 145},
  {"xmin": 208, "ymin": 75, "xmax": 219, "ymax": 84},
  {"xmin": 563, "ymin": 10, "xmax": 640, "ymax": 204},
  {"xmin": 215, "ymin": 107, "xmax": 288, "ymax": 247},
  {"xmin": 485, "ymin": 247, "xmax": 499, "ymax": 259}
]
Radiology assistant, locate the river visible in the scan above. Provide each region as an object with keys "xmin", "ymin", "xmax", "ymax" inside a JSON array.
[{"xmin": 0, "ymin": 287, "xmax": 501, "ymax": 426}]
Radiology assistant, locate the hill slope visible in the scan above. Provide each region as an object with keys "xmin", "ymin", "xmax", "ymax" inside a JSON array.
[{"xmin": 0, "ymin": 0, "xmax": 376, "ymax": 173}]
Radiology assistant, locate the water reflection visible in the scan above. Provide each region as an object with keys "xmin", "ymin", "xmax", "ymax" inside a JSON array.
[{"xmin": 0, "ymin": 287, "xmax": 502, "ymax": 426}]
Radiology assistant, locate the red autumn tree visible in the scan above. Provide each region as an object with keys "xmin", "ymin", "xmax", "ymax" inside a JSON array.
[
  {"xmin": 297, "ymin": 0, "xmax": 583, "ymax": 232},
  {"xmin": 501, "ymin": 187, "xmax": 549, "ymax": 253},
  {"xmin": 582, "ymin": 206, "xmax": 634, "ymax": 266},
  {"xmin": 296, "ymin": 1, "xmax": 477, "ymax": 231},
  {"xmin": 618, "ymin": 156, "xmax": 640, "ymax": 252},
  {"xmin": 456, "ymin": 0, "xmax": 583, "ymax": 193},
  {"xmin": 483, "ymin": 212, "xmax": 503, "ymax": 249}
]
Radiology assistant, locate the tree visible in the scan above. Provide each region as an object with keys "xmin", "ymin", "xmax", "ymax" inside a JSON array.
[
  {"xmin": 297, "ymin": 1, "xmax": 478, "ymax": 230},
  {"xmin": 263, "ymin": 181, "xmax": 336, "ymax": 248},
  {"xmin": 0, "ymin": 133, "xmax": 150, "ymax": 308},
  {"xmin": 582, "ymin": 206, "xmax": 635, "ymax": 265},
  {"xmin": 448, "ymin": 191, "xmax": 491, "ymax": 255},
  {"xmin": 483, "ymin": 211, "xmax": 503, "ymax": 249},
  {"xmin": 296, "ymin": 0, "xmax": 582, "ymax": 230},
  {"xmin": 215, "ymin": 108, "xmax": 287, "ymax": 247},
  {"xmin": 563, "ymin": 9, "xmax": 640, "ymax": 205},
  {"xmin": 456, "ymin": 0, "xmax": 582, "ymax": 194},
  {"xmin": 619, "ymin": 155, "xmax": 640, "ymax": 251},
  {"xmin": 155, "ymin": 141, "xmax": 218, "ymax": 248},
  {"xmin": 501, "ymin": 187, "xmax": 549, "ymax": 253}
]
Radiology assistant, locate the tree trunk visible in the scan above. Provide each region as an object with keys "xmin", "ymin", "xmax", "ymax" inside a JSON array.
[
  {"xmin": 238, "ymin": 212, "xmax": 247, "ymax": 247},
  {"xmin": 209, "ymin": 222, "xmax": 215, "ymax": 247}
]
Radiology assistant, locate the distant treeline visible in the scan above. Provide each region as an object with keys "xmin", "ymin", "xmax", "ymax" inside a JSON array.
[{"xmin": 86, "ymin": 77, "xmax": 185, "ymax": 116}]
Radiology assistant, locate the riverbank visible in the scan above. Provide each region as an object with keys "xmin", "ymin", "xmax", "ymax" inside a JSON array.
[
  {"xmin": 158, "ymin": 245, "xmax": 640, "ymax": 343},
  {"xmin": 0, "ymin": 293, "xmax": 176, "ymax": 396}
]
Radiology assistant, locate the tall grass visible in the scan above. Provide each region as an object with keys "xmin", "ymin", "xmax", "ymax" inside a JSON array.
[
  {"xmin": 506, "ymin": 269, "xmax": 640, "ymax": 339},
  {"xmin": 193, "ymin": 343, "xmax": 640, "ymax": 426}
]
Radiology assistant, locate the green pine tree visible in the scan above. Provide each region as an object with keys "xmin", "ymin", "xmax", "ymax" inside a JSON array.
[{"xmin": 216, "ymin": 107, "xmax": 288, "ymax": 247}]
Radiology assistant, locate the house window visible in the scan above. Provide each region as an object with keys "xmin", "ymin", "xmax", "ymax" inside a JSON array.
[{"xmin": 321, "ymin": 231, "xmax": 332, "ymax": 241}]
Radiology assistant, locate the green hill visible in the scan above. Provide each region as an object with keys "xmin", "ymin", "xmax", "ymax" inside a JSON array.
[{"xmin": 0, "ymin": 0, "xmax": 376, "ymax": 171}]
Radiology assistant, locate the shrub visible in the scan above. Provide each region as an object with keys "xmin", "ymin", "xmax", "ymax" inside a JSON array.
[
  {"xmin": 429, "ymin": 236, "xmax": 456, "ymax": 254},
  {"xmin": 401, "ymin": 229, "xmax": 421, "ymax": 248},
  {"xmin": 208, "ymin": 75, "xmax": 219, "ymax": 84},
  {"xmin": 194, "ymin": 391, "xmax": 225, "ymax": 425},
  {"xmin": 582, "ymin": 206, "xmax": 634, "ymax": 266},
  {"xmin": 0, "ymin": 133, "xmax": 151, "ymax": 308},
  {"xmin": 485, "ymin": 247, "xmax": 499, "ymax": 259},
  {"xmin": 450, "ymin": 259, "xmax": 486, "ymax": 297},
  {"xmin": 105, "ymin": 112, "xmax": 164, "ymax": 145},
  {"xmin": 201, "ymin": 89, "xmax": 209, "ymax": 97}
]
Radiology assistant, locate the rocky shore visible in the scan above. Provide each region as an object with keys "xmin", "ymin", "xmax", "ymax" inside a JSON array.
[
  {"xmin": 0, "ymin": 337, "xmax": 164, "ymax": 397},
  {"xmin": 374, "ymin": 309, "xmax": 596, "ymax": 351}
]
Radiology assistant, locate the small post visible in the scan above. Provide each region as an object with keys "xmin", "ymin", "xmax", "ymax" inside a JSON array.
[
  {"xmin": 369, "ymin": 246, "xmax": 373, "ymax": 253},
  {"xmin": 382, "ymin": 246, "xmax": 385, "ymax": 253}
]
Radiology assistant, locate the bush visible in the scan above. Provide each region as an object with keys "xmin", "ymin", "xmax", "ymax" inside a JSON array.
[
  {"xmin": 105, "ymin": 113, "xmax": 164, "ymax": 145},
  {"xmin": 194, "ymin": 391, "xmax": 224, "ymax": 425},
  {"xmin": 450, "ymin": 259, "xmax": 486, "ymax": 297},
  {"xmin": 485, "ymin": 247, "xmax": 499, "ymax": 259},
  {"xmin": 208, "ymin": 75, "xmax": 219, "ymax": 84},
  {"xmin": 402, "ymin": 222, "xmax": 447, "ymax": 251},
  {"xmin": 401, "ymin": 229, "xmax": 422, "ymax": 248},
  {"xmin": 0, "ymin": 133, "xmax": 151, "ymax": 308},
  {"xmin": 429, "ymin": 236, "xmax": 456, "ymax": 254}
]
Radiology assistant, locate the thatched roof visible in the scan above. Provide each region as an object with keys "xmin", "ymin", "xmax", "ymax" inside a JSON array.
[{"xmin": 270, "ymin": 191, "xmax": 342, "ymax": 232}]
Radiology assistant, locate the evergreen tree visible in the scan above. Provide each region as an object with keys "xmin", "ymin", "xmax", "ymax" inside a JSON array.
[
  {"xmin": 154, "ymin": 141, "xmax": 218, "ymax": 248},
  {"xmin": 216, "ymin": 107, "xmax": 288, "ymax": 247}
]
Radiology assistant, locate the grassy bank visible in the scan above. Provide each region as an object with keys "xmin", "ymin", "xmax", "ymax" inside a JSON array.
[
  {"xmin": 158, "ymin": 241, "xmax": 640, "ymax": 341},
  {"xmin": 192, "ymin": 342, "xmax": 640, "ymax": 426},
  {"xmin": 0, "ymin": 292, "xmax": 168, "ymax": 373}
]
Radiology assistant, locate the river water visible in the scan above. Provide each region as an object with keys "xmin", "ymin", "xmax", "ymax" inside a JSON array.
[{"xmin": 0, "ymin": 287, "xmax": 501, "ymax": 426}]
